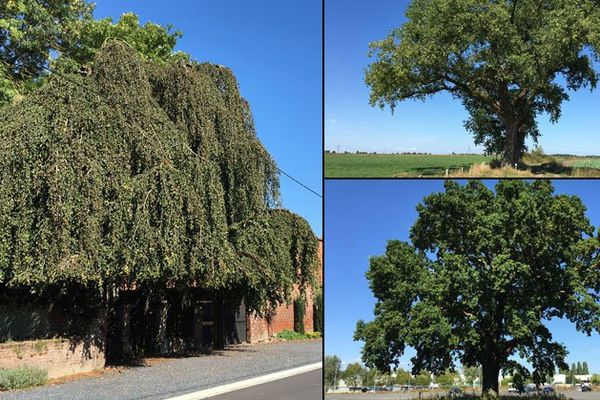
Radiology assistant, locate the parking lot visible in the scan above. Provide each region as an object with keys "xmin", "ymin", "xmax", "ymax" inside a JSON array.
[{"xmin": 325, "ymin": 391, "xmax": 600, "ymax": 400}]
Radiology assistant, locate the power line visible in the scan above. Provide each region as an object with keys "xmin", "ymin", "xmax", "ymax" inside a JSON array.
[
  {"xmin": 39, "ymin": 64, "xmax": 322, "ymax": 199},
  {"xmin": 278, "ymin": 167, "xmax": 322, "ymax": 198}
]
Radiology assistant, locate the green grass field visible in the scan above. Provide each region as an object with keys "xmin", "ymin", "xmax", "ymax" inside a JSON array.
[
  {"xmin": 567, "ymin": 158, "xmax": 600, "ymax": 169},
  {"xmin": 324, "ymin": 153, "xmax": 494, "ymax": 177},
  {"xmin": 324, "ymin": 153, "xmax": 600, "ymax": 178}
]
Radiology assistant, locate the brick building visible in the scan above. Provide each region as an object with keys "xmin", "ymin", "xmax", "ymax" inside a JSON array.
[
  {"xmin": 0, "ymin": 239, "xmax": 323, "ymax": 378},
  {"xmin": 247, "ymin": 238, "xmax": 323, "ymax": 342}
]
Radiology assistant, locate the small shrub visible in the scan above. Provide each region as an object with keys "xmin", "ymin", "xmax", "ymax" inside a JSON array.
[
  {"xmin": 32, "ymin": 341, "xmax": 48, "ymax": 354},
  {"xmin": 305, "ymin": 331, "xmax": 321, "ymax": 339},
  {"xmin": 276, "ymin": 329, "xmax": 307, "ymax": 340},
  {"xmin": 489, "ymin": 159, "xmax": 502, "ymax": 169},
  {"xmin": 12, "ymin": 344, "xmax": 23, "ymax": 359},
  {"xmin": 532, "ymin": 145, "xmax": 545, "ymax": 157},
  {"xmin": 0, "ymin": 365, "xmax": 47, "ymax": 391}
]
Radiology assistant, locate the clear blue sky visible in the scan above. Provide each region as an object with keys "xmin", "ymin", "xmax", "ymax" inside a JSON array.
[
  {"xmin": 325, "ymin": 180, "xmax": 600, "ymax": 373},
  {"xmin": 325, "ymin": 0, "xmax": 600, "ymax": 155},
  {"xmin": 93, "ymin": 1, "xmax": 322, "ymax": 236}
]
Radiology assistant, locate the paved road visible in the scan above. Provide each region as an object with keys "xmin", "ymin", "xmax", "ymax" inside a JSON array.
[
  {"xmin": 210, "ymin": 369, "xmax": 322, "ymax": 400},
  {"xmin": 325, "ymin": 390, "xmax": 600, "ymax": 400},
  {"xmin": 1, "ymin": 340, "xmax": 321, "ymax": 400}
]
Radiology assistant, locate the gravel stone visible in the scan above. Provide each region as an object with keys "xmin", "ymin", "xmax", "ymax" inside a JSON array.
[{"xmin": 0, "ymin": 340, "xmax": 322, "ymax": 400}]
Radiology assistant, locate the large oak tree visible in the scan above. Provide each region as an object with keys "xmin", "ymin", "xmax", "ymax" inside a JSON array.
[
  {"xmin": 365, "ymin": 0, "xmax": 600, "ymax": 165},
  {"xmin": 355, "ymin": 180, "xmax": 600, "ymax": 394}
]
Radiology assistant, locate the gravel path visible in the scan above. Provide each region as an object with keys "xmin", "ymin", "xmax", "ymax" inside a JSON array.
[{"xmin": 1, "ymin": 339, "xmax": 322, "ymax": 400}]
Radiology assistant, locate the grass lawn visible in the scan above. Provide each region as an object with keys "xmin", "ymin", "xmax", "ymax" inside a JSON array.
[
  {"xmin": 324, "ymin": 153, "xmax": 600, "ymax": 178},
  {"xmin": 325, "ymin": 153, "xmax": 493, "ymax": 177}
]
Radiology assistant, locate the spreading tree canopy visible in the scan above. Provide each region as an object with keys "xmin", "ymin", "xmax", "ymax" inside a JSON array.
[
  {"xmin": 0, "ymin": 0, "xmax": 185, "ymax": 106},
  {"xmin": 366, "ymin": 0, "xmax": 600, "ymax": 165},
  {"xmin": 355, "ymin": 180, "xmax": 600, "ymax": 394},
  {"xmin": 0, "ymin": 40, "xmax": 318, "ymax": 316}
]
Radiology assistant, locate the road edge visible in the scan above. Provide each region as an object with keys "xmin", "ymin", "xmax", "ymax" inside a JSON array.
[{"xmin": 163, "ymin": 362, "xmax": 322, "ymax": 400}]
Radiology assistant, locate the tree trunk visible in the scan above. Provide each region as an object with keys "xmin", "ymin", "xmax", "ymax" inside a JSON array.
[
  {"xmin": 120, "ymin": 301, "xmax": 134, "ymax": 361},
  {"xmin": 503, "ymin": 123, "xmax": 522, "ymax": 167},
  {"xmin": 152, "ymin": 292, "xmax": 170, "ymax": 354},
  {"xmin": 481, "ymin": 358, "xmax": 500, "ymax": 395}
]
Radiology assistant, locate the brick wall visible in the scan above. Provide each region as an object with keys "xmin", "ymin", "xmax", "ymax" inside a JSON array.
[
  {"xmin": 0, "ymin": 308, "xmax": 106, "ymax": 379},
  {"xmin": 247, "ymin": 238, "xmax": 323, "ymax": 343},
  {"xmin": 0, "ymin": 336, "xmax": 105, "ymax": 379}
]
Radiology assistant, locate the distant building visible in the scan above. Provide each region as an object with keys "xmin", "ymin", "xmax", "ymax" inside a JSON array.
[
  {"xmin": 576, "ymin": 375, "xmax": 592, "ymax": 383},
  {"xmin": 330, "ymin": 379, "xmax": 350, "ymax": 393},
  {"xmin": 550, "ymin": 374, "xmax": 592, "ymax": 384}
]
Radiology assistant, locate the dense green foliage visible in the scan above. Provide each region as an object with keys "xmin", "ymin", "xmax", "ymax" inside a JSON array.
[
  {"xmin": 0, "ymin": 40, "xmax": 318, "ymax": 317},
  {"xmin": 0, "ymin": 0, "xmax": 92, "ymax": 104},
  {"xmin": 463, "ymin": 365, "xmax": 481, "ymax": 386},
  {"xmin": 0, "ymin": 0, "xmax": 184, "ymax": 106},
  {"xmin": 366, "ymin": 0, "xmax": 600, "ymax": 165},
  {"xmin": 56, "ymin": 12, "xmax": 188, "ymax": 73},
  {"xmin": 355, "ymin": 180, "xmax": 600, "ymax": 394},
  {"xmin": 325, "ymin": 355, "xmax": 342, "ymax": 391},
  {"xmin": 342, "ymin": 362, "xmax": 364, "ymax": 387},
  {"xmin": 436, "ymin": 370, "xmax": 460, "ymax": 387},
  {"xmin": 0, "ymin": 365, "xmax": 47, "ymax": 390}
]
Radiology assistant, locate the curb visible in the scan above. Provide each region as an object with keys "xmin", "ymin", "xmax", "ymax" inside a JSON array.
[{"xmin": 163, "ymin": 362, "xmax": 322, "ymax": 400}]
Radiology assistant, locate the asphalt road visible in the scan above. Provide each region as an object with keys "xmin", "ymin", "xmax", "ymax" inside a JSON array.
[
  {"xmin": 0, "ymin": 340, "xmax": 321, "ymax": 400},
  {"xmin": 210, "ymin": 369, "xmax": 322, "ymax": 400},
  {"xmin": 325, "ymin": 391, "xmax": 600, "ymax": 400}
]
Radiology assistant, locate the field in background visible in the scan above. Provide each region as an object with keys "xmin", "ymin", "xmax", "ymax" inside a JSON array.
[{"xmin": 324, "ymin": 153, "xmax": 600, "ymax": 178}]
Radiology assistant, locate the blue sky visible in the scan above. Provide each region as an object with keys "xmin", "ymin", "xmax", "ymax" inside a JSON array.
[
  {"xmin": 325, "ymin": 180, "xmax": 600, "ymax": 373},
  {"xmin": 94, "ymin": 1, "xmax": 322, "ymax": 236},
  {"xmin": 325, "ymin": 0, "xmax": 600, "ymax": 155}
]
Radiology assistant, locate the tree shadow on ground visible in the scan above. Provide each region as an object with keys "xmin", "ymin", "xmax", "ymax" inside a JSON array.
[
  {"xmin": 529, "ymin": 161, "xmax": 573, "ymax": 175},
  {"xmin": 105, "ymin": 344, "xmax": 257, "ymax": 368}
]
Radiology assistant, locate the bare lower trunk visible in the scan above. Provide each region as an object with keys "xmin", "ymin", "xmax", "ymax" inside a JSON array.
[
  {"xmin": 152, "ymin": 292, "xmax": 170, "ymax": 354},
  {"xmin": 120, "ymin": 302, "xmax": 134, "ymax": 360},
  {"xmin": 502, "ymin": 124, "xmax": 522, "ymax": 167},
  {"xmin": 482, "ymin": 359, "xmax": 500, "ymax": 395}
]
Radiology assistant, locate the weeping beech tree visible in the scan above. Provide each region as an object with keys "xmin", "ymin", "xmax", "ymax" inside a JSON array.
[{"xmin": 0, "ymin": 41, "xmax": 318, "ymax": 349}]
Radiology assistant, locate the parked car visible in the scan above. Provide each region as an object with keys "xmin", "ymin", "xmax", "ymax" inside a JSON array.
[
  {"xmin": 582, "ymin": 383, "xmax": 592, "ymax": 392},
  {"xmin": 543, "ymin": 386, "xmax": 555, "ymax": 394},
  {"xmin": 507, "ymin": 387, "xmax": 518, "ymax": 393},
  {"xmin": 448, "ymin": 387, "xmax": 463, "ymax": 397},
  {"xmin": 524, "ymin": 384, "xmax": 538, "ymax": 393}
]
